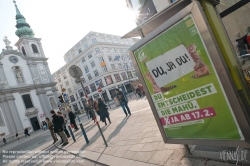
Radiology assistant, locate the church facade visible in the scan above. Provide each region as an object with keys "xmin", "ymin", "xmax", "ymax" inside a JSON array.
[{"xmin": 0, "ymin": 1, "xmax": 59, "ymax": 138}]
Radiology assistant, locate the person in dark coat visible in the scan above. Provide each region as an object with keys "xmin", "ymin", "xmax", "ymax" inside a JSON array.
[
  {"xmin": 57, "ymin": 111, "xmax": 70, "ymax": 138},
  {"xmin": 3, "ymin": 138, "xmax": 6, "ymax": 144},
  {"xmin": 67, "ymin": 108, "xmax": 79, "ymax": 131},
  {"xmin": 50, "ymin": 110, "xmax": 68, "ymax": 146},
  {"xmin": 98, "ymin": 98, "xmax": 111, "ymax": 126},
  {"xmin": 24, "ymin": 128, "xmax": 30, "ymax": 137},
  {"xmin": 115, "ymin": 89, "xmax": 131, "ymax": 116}
]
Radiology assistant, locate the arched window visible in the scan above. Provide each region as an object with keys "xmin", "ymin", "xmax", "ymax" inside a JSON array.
[
  {"xmin": 21, "ymin": 47, "xmax": 26, "ymax": 56},
  {"xmin": 31, "ymin": 44, "xmax": 39, "ymax": 53}
]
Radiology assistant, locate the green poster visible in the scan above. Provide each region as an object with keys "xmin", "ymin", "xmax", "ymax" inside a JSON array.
[{"xmin": 134, "ymin": 14, "xmax": 243, "ymax": 140}]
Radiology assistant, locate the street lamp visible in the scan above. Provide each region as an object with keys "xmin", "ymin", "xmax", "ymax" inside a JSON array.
[{"xmin": 69, "ymin": 65, "xmax": 108, "ymax": 147}]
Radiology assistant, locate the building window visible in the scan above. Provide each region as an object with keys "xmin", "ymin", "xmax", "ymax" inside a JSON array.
[
  {"xmin": 99, "ymin": 57, "xmax": 104, "ymax": 62},
  {"xmin": 84, "ymin": 66, "xmax": 89, "ymax": 73},
  {"xmin": 95, "ymin": 47, "xmax": 100, "ymax": 54},
  {"xmin": 102, "ymin": 66, "xmax": 108, "ymax": 73},
  {"xmin": 31, "ymin": 44, "xmax": 39, "ymax": 53},
  {"xmin": 63, "ymin": 75, "xmax": 67, "ymax": 79},
  {"xmin": 75, "ymin": 93, "xmax": 78, "ymax": 99},
  {"xmin": 88, "ymin": 53, "xmax": 92, "ymax": 59},
  {"xmin": 114, "ymin": 74, "xmax": 121, "ymax": 82},
  {"xmin": 68, "ymin": 88, "xmax": 72, "ymax": 93},
  {"xmin": 91, "ymin": 61, "xmax": 95, "ymax": 68},
  {"xmin": 85, "ymin": 86, "xmax": 90, "ymax": 94},
  {"xmin": 108, "ymin": 56, "xmax": 112, "ymax": 61},
  {"xmin": 127, "ymin": 71, "xmax": 133, "ymax": 79},
  {"xmin": 121, "ymin": 72, "xmax": 128, "ymax": 80},
  {"xmin": 132, "ymin": 70, "xmax": 137, "ymax": 77},
  {"xmin": 94, "ymin": 70, "xmax": 99, "ymax": 77},
  {"xmin": 84, "ymin": 43, "xmax": 88, "ymax": 49},
  {"xmin": 22, "ymin": 94, "xmax": 34, "ymax": 109},
  {"xmin": 82, "ymin": 58, "xmax": 86, "ymax": 63},
  {"xmin": 70, "ymin": 95, "xmax": 75, "ymax": 102},
  {"xmin": 87, "ymin": 74, "xmax": 92, "ymax": 80},
  {"xmin": 95, "ymin": 79, "xmax": 104, "ymax": 88},
  {"xmin": 58, "ymin": 78, "xmax": 61, "ymax": 82},
  {"xmin": 78, "ymin": 49, "xmax": 82, "ymax": 53},
  {"xmin": 130, "ymin": 62, "xmax": 134, "ymax": 68},
  {"xmin": 22, "ymin": 47, "xmax": 26, "ymax": 56},
  {"xmin": 104, "ymin": 75, "xmax": 113, "ymax": 85},
  {"xmin": 90, "ymin": 83, "xmax": 97, "ymax": 92},
  {"xmin": 118, "ymin": 63, "xmax": 123, "ymax": 69},
  {"xmin": 92, "ymin": 38, "xmax": 97, "ymax": 43},
  {"xmin": 111, "ymin": 64, "xmax": 116, "ymax": 70},
  {"xmin": 78, "ymin": 89, "xmax": 84, "ymax": 97},
  {"xmin": 66, "ymin": 81, "xmax": 69, "ymax": 86}
]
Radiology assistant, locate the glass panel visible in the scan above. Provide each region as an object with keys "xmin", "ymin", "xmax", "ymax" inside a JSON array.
[{"xmin": 217, "ymin": 0, "xmax": 241, "ymax": 12}]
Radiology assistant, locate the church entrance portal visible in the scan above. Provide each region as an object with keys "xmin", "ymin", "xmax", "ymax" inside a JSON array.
[{"xmin": 30, "ymin": 117, "xmax": 40, "ymax": 131}]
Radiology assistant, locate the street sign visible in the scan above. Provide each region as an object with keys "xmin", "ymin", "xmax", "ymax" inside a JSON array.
[{"xmin": 69, "ymin": 65, "xmax": 83, "ymax": 78}]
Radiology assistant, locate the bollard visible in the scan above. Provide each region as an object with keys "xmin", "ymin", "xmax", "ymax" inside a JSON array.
[
  {"xmin": 79, "ymin": 123, "xmax": 89, "ymax": 144},
  {"xmin": 67, "ymin": 125, "xmax": 76, "ymax": 142}
]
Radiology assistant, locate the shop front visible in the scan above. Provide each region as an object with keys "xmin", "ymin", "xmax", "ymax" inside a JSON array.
[
  {"xmin": 102, "ymin": 90, "xmax": 109, "ymax": 102},
  {"xmin": 124, "ymin": 0, "xmax": 250, "ymax": 155},
  {"xmin": 108, "ymin": 87, "xmax": 117, "ymax": 99},
  {"xmin": 124, "ymin": 81, "xmax": 133, "ymax": 93}
]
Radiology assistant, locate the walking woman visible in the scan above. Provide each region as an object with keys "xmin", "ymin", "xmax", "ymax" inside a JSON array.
[
  {"xmin": 57, "ymin": 111, "xmax": 70, "ymax": 138},
  {"xmin": 46, "ymin": 117, "xmax": 58, "ymax": 144},
  {"xmin": 98, "ymin": 98, "xmax": 111, "ymax": 126}
]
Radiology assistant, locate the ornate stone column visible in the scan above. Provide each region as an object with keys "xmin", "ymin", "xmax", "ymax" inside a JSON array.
[
  {"xmin": 36, "ymin": 89, "xmax": 51, "ymax": 118},
  {"xmin": 6, "ymin": 93, "xmax": 23, "ymax": 132}
]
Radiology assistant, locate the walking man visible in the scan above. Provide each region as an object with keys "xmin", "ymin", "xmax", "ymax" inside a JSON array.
[
  {"xmin": 67, "ymin": 108, "xmax": 79, "ymax": 131},
  {"xmin": 115, "ymin": 89, "xmax": 131, "ymax": 116},
  {"xmin": 50, "ymin": 110, "xmax": 68, "ymax": 146},
  {"xmin": 24, "ymin": 128, "xmax": 30, "ymax": 137},
  {"xmin": 46, "ymin": 117, "xmax": 58, "ymax": 144},
  {"xmin": 3, "ymin": 138, "xmax": 6, "ymax": 144},
  {"xmin": 57, "ymin": 111, "xmax": 70, "ymax": 138}
]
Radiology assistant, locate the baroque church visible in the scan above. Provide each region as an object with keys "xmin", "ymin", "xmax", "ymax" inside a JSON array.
[{"xmin": 0, "ymin": 1, "xmax": 59, "ymax": 138}]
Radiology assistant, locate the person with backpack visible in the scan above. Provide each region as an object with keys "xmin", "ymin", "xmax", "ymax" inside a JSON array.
[
  {"xmin": 115, "ymin": 89, "xmax": 131, "ymax": 116},
  {"xmin": 67, "ymin": 108, "xmax": 79, "ymax": 131}
]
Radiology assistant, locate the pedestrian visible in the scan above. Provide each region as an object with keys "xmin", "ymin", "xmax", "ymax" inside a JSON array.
[
  {"xmin": 66, "ymin": 108, "xmax": 79, "ymax": 131},
  {"xmin": 138, "ymin": 84, "xmax": 145, "ymax": 96},
  {"xmin": 16, "ymin": 133, "xmax": 19, "ymax": 140},
  {"xmin": 46, "ymin": 117, "xmax": 58, "ymax": 144},
  {"xmin": 57, "ymin": 111, "xmax": 71, "ymax": 138},
  {"xmin": 98, "ymin": 98, "xmax": 111, "ymax": 126},
  {"xmin": 135, "ymin": 86, "xmax": 141, "ymax": 98},
  {"xmin": 43, "ymin": 121, "xmax": 47, "ymax": 130},
  {"xmin": 3, "ymin": 138, "xmax": 6, "ymax": 144},
  {"xmin": 50, "ymin": 110, "xmax": 68, "ymax": 146},
  {"xmin": 93, "ymin": 99, "xmax": 100, "ymax": 121},
  {"xmin": 115, "ymin": 89, "xmax": 131, "ymax": 116},
  {"xmin": 24, "ymin": 128, "xmax": 30, "ymax": 137},
  {"xmin": 85, "ymin": 103, "xmax": 90, "ymax": 119}
]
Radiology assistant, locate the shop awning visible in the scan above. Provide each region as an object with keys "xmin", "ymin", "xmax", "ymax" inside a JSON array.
[{"xmin": 122, "ymin": 0, "xmax": 192, "ymax": 38}]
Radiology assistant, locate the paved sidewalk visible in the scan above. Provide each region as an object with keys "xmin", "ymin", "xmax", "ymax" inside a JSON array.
[
  {"xmin": 0, "ymin": 130, "xmax": 50, "ymax": 152},
  {"xmin": 55, "ymin": 97, "xmax": 237, "ymax": 166}
]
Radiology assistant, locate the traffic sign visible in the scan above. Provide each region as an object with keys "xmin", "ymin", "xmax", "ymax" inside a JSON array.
[{"xmin": 69, "ymin": 65, "xmax": 83, "ymax": 78}]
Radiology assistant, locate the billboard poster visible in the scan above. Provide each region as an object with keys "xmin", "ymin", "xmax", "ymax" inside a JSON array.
[{"xmin": 134, "ymin": 14, "xmax": 243, "ymax": 140}]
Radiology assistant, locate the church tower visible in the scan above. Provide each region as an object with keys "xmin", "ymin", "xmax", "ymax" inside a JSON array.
[{"xmin": 0, "ymin": 1, "xmax": 60, "ymax": 139}]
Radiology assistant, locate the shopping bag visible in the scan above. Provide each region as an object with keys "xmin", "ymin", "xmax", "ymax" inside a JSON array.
[{"xmin": 70, "ymin": 124, "xmax": 74, "ymax": 129}]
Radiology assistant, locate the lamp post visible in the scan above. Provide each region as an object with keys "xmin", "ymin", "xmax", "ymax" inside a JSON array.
[{"xmin": 69, "ymin": 65, "xmax": 108, "ymax": 147}]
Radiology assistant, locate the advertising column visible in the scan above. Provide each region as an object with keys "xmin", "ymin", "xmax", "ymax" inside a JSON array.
[{"xmin": 134, "ymin": 14, "xmax": 243, "ymax": 140}]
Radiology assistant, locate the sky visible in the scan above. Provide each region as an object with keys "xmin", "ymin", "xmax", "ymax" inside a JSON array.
[{"xmin": 0, "ymin": 0, "xmax": 137, "ymax": 73}]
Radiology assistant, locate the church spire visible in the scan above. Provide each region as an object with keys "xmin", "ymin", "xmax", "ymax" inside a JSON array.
[{"xmin": 13, "ymin": 0, "xmax": 34, "ymax": 38}]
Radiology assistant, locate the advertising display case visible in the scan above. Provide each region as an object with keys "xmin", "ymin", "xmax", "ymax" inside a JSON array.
[{"xmin": 129, "ymin": 1, "xmax": 250, "ymax": 148}]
